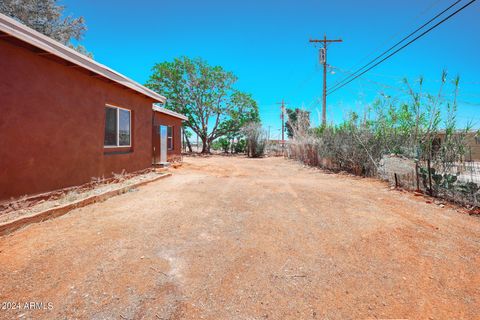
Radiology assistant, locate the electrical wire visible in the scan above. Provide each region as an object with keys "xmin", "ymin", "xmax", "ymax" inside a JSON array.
[
  {"xmin": 327, "ymin": 0, "xmax": 477, "ymax": 96},
  {"xmin": 327, "ymin": 0, "xmax": 464, "ymax": 94},
  {"xmin": 347, "ymin": 0, "xmax": 446, "ymax": 74},
  {"xmin": 332, "ymin": 65, "xmax": 480, "ymax": 107},
  {"xmin": 330, "ymin": 65, "xmax": 409, "ymax": 95}
]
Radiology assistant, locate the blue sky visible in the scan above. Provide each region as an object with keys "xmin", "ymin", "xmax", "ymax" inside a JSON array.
[{"xmin": 64, "ymin": 0, "xmax": 480, "ymax": 139}]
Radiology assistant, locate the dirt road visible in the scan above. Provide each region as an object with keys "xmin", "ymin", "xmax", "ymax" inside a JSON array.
[{"xmin": 1, "ymin": 156, "xmax": 479, "ymax": 319}]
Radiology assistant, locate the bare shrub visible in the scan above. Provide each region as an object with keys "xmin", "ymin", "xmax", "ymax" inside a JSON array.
[
  {"xmin": 242, "ymin": 122, "xmax": 267, "ymax": 158},
  {"xmin": 91, "ymin": 175, "xmax": 106, "ymax": 186},
  {"xmin": 287, "ymin": 72, "xmax": 478, "ymax": 206},
  {"xmin": 60, "ymin": 190, "xmax": 81, "ymax": 204},
  {"xmin": 112, "ymin": 169, "xmax": 127, "ymax": 183}
]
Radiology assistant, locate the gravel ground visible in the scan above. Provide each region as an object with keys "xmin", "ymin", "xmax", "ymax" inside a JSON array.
[
  {"xmin": 0, "ymin": 155, "xmax": 479, "ymax": 319},
  {"xmin": 0, "ymin": 171, "xmax": 163, "ymax": 224}
]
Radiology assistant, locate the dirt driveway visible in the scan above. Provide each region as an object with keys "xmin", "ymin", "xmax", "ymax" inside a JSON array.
[{"xmin": 1, "ymin": 156, "xmax": 479, "ymax": 319}]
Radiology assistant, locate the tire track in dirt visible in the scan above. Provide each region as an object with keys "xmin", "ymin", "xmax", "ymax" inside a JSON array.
[{"xmin": 0, "ymin": 155, "xmax": 479, "ymax": 319}]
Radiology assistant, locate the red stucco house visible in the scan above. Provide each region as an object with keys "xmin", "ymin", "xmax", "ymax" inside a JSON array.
[
  {"xmin": 0, "ymin": 13, "xmax": 186, "ymax": 201},
  {"xmin": 152, "ymin": 105, "xmax": 187, "ymax": 164}
]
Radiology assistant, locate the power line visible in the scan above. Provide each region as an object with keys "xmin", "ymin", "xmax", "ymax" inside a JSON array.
[
  {"xmin": 347, "ymin": 0, "xmax": 445, "ymax": 74},
  {"xmin": 327, "ymin": 0, "xmax": 476, "ymax": 96},
  {"xmin": 330, "ymin": 65, "xmax": 409, "ymax": 95},
  {"xmin": 333, "ymin": 65, "xmax": 480, "ymax": 88},
  {"xmin": 458, "ymin": 100, "xmax": 480, "ymax": 106},
  {"xmin": 332, "ymin": 67, "xmax": 480, "ymax": 106},
  {"xmin": 328, "ymin": 0, "xmax": 464, "ymax": 94},
  {"xmin": 327, "ymin": 0, "xmax": 463, "ymax": 94},
  {"xmin": 333, "ymin": 66, "xmax": 480, "ymax": 106}
]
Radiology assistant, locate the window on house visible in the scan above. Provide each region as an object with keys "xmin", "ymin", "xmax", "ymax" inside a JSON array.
[
  {"xmin": 104, "ymin": 105, "xmax": 131, "ymax": 147},
  {"xmin": 167, "ymin": 126, "xmax": 173, "ymax": 150},
  {"xmin": 104, "ymin": 107, "xmax": 117, "ymax": 146}
]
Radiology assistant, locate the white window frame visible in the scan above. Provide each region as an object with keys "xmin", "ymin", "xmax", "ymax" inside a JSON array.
[{"xmin": 104, "ymin": 104, "xmax": 132, "ymax": 148}]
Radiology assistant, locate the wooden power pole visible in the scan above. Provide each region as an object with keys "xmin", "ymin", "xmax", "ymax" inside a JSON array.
[
  {"xmin": 309, "ymin": 35, "xmax": 342, "ymax": 126},
  {"xmin": 277, "ymin": 99, "xmax": 287, "ymax": 149}
]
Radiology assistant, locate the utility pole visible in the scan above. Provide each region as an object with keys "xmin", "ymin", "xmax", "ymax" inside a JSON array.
[
  {"xmin": 309, "ymin": 34, "xmax": 342, "ymax": 126},
  {"xmin": 276, "ymin": 99, "xmax": 287, "ymax": 150}
]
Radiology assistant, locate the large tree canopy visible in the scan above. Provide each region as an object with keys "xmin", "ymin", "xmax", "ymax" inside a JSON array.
[
  {"xmin": 146, "ymin": 57, "xmax": 260, "ymax": 153},
  {"xmin": 0, "ymin": 0, "xmax": 91, "ymax": 57}
]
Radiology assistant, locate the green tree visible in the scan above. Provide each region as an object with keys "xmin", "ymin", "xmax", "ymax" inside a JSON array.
[
  {"xmin": 0, "ymin": 0, "xmax": 92, "ymax": 57},
  {"xmin": 285, "ymin": 108, "xmax": 311, "ymax": 138},
  {"xmin": 146, "ymin": 57, "xmax": 260, "ymax": 153}
]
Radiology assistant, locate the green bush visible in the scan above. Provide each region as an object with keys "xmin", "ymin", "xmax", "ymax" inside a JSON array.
[
  {"xmin": 234, "ymin": 139, "xmax": 246, "ymax": 153},
  {"xmin": 211, "ymin": 139, "xmax": 223, "ymax": 151}
]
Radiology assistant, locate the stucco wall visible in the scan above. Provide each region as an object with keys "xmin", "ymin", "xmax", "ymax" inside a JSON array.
[
  {"xmin": 465, "ymin": 135, "xmax": 480, "ymax": 161},
  {"xmin": 153, "ymin": 112, "xmax": 183, "ymax": 161},
  {"xmin": 0, "ymin": 39, "xmax": 155, "ymax": 200}
]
